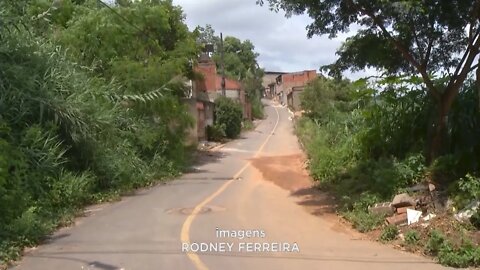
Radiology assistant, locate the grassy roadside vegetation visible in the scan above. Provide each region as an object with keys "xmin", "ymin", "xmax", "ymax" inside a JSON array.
[
  {"xmin": 0, "ymin": 1, "xmax": 266, "ymax": 266},
  {"xmin": 0, "ymin": 0, "xmax": 199, "ymax": 266},
  {"xmin": 296, "ymin": 76, "xmax": 480, "ymax": 267}
]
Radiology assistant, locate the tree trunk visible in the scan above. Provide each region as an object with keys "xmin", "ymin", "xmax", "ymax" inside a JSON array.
[
  {"xmin": 477, "ymin": 62, "xmax": 480, "ymax": 110},
  {"xmin": 427, "ymin": 103, "xmax": 449, "ymax": 164},
  {"xmin": 426, "ymin": 81, "xmax": 463, "ymax": 164}
]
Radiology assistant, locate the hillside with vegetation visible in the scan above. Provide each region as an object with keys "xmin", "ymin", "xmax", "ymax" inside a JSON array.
[
  {"xmin": 0, "ymin": 0, "xmax": 198, "ymax": 263},
  {"xmin": 296, "ymin": 75, "xmax": 480, "ymax": 267},
  {"xmin": 0, "ymin": 0, "xmax": 264, "ymax": 266},
  {"xmin": 257, "ymin": 0, "xmax": 480, "ymax": 266}
]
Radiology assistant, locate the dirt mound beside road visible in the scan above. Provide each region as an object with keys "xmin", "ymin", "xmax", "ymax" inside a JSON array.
[{"xmin": 250, "ymin": 154, "xmax": 358, "ymax": 237}]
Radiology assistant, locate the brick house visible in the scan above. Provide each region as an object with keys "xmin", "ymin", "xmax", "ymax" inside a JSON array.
[
  {"xmin": 275, "ymin": 70, "xmax": 317, "ymax": 106},
  {"xmin": 183, "ymin": 54, "xmax": 252, "ymax": 143},
  {"xmin": 194, "ymin": 54, "xmax": 251, "ymax": 119},
  {"xmin": 262, "ymin": 71, "xmax": 286, "ymax": 98}
]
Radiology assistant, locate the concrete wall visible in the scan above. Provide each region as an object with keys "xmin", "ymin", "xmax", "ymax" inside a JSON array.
[
  {"xmin": 262, "ymin": 73, "xmax": 280, "ymax": 88},
  {"xmin": 262, "ymin": 73, "xmax": 284, "ymax": 98},
  {"xmin": 182, "ymin": 98, "xmax": 199, "ymax": 145},
  {"xmin": 182, "ymin": 98, "xmax": 214, "ymax": 144},
  {"xmin": 243, "ymin": 101, "xmax": 252, "ymax": 120},
  {"xmin": 292, "ymin": 90, "xmax": 302, "ymax": 111},
  {"xmin": 204, "ymin": 101, "xmax": 214, "ymax": 127},
  {"xmin": 216, "ymin": 89, "xmax": 241, "ymax": 100},
  {"xmin": 287, "ymin": 87, "xmax": 304, "ymax": 111},
  {"xmin": 275, "ymin": 81, "xmax": 286, "ymax": 105}
]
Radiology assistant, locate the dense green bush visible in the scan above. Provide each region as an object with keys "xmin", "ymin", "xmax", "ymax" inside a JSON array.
[
  {"xmin": 425, "ymin": 230, "xmax": 447, "ymax": 256},
  {"xmin": 470, "ymin": 209, "xmax": 480, "ymax": 230},
  {"xmin": 297, "ymin": 76, "xmax": 480, "ymax": 210},
  {"xmin": 206, "ymin": 124, "xmax": 226, "ymax": 142},
  {"xmin": 296, "ymin": 76, "xmax": 480, "ymax": 267},
  {"xmin": 214, "ymin": 96, "xmax": 243, "ymax": 139},
  {"xmin": 251, "ymin": 99, "xmax": 265, "ymax": 119},
  {"xmin": 450, "ymin": 173, "xmax": 480, "ymax": 210},
  {"xmin": 0, "ymin": 0, "xmax": 197, "ymax": 265},
  {"xmin": 437, "ymin": 241, "xmax": 480, "ymax": 268},
  {"xmin": 380, "ymin": 225, "xmax": 399, "ymax": 242},
  {"xmin": 343, "ymin": 210, "xmax": 385, "ymax": 233},
  {"xmin": 404, "ymin": 230, "xmax": 420, "ymax": 246},
  {"xmin": 242, "ymin": 120, "xmax": 255, "ymax": 130}
]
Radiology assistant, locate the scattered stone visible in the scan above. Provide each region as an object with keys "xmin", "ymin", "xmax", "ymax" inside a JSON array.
[
  {"xmin": 407, "ymin": 209, "xmax": 422, "ymax": 225},
  {"xmin": 386, "ymin": 213, "xmax": 408, "ymax": 226},
  {"xmin": 405, "ymin": 183, "xmax": 428, "ymax": 193},
  {"xmin": 454, "ymin": 200, "xmax": 480, "ymax": 221},
  {"xmin": 422, "ymin": 213, "xmax": 436, "ymax": 221},
  {"xmin": 428, "ymin": 183, "xmax": 436, "ymax": 192},
  {"xmin": 417, "ymin": 195, "xmax": 432, "ymax": 205},
  {"xmin": 446, "ymin": 199, "xmax": 455, "ymax": 212},
  {"xmin": 398, "ymin": 233, "xmax": 405, "ymax": 241},
  {"xmin": 392, "ymin": 193, "xmax": 416, "ymax": 208},
  {"xmin": 369, "ymin": 202, "xmax": 395, "ymax": 216}
]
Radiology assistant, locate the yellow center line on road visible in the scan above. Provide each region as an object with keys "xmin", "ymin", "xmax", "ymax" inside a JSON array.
[{"xmin": 180, "ymin": 105, "xmax": 280, "ymax": 270}]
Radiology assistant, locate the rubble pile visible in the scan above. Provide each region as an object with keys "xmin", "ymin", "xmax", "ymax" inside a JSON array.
[{"xmin": 369, "ymin": 183, "xmax": 438, "ymax": 227}]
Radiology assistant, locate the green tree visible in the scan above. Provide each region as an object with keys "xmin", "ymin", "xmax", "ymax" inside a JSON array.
[
  {"xmin": 214, "ymin": 97, "xmax": 243, "ymax": 138},
  {"xmin": 196, "ymin": 25, "xmax": 260, "ymax": 80},
  {"xmin": 243, "ymin": 71, "xmax": 266, "ymax": 119},
  {"xmin": 259, "ymin": 0, "xmax": 480, "ymax": 163},
  {"xmin": 54, "ymin": 0, "xmax": 199, "ymax": 95},
  {"xmin": 0, "ymin": 0, "xmax": 200, "ymax": 258},
  {"xmin": 301, "ymin": 77, "xmax": 353, "ymax": 122},
  {"xmin": 214, "ymin": 36, "xmax": 259, "ymax": 80},
  {"xmin": 195, "ymin": 24, "xmax": 218, "ymax": 46},
  {"xmin": 195, "ymin": 25, "xmax": 265, "ymax": 118}
]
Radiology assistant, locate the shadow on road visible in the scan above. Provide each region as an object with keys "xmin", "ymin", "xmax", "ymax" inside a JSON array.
[
  {"xmin": 184, "ymin": 150, "xmax": 230, "ymax": 174},
  {"xmin": 291, "ymin": 187, "xmax": 336, "ymax": 216}
]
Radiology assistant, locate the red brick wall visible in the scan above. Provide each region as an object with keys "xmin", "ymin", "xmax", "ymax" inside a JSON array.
[
  {"xmin": 216, "ymin": 77, "xmax": 242, "ymax": 90},
  {"xmin": 195, "ymin": 61, "xmax": 243, "ymax": 94},
  {"xmin": 281, "ymin": 70, "xmax": 317, "ymax": 90},
  {"xmin": 194, "ymin": 62, "xmax": 217, "ymax": 93}
]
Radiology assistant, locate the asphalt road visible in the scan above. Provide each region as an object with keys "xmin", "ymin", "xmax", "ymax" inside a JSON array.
[{"xmin": 12, "ymin": 100, "xmax": 450, "ymax": 270}]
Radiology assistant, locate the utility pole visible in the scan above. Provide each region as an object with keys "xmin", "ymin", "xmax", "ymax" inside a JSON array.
[{"xmin": 220, "ymin": 32, "xmax": 226, "ymax": 96}]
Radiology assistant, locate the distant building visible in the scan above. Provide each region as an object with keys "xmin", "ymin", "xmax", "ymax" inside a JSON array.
[
  {"xmin": 263, "ymin": 70, "xmax": 317, "ymax": 110},
  {"xmin": 194, "ymin": 55, "xmax": 245, "ymax": 101},
  {"xmin": 262, "ymin": 71, "xmax": 286, "ymax": 98},
  {"xmin": 276, "ymin": 70, "xmax": 317, "ymax": 106},
  {"xmin": 183, "ymin": 54, "xmax": 252, "ymax": 143}
]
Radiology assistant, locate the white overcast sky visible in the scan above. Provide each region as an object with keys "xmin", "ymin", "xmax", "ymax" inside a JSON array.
[{"xmin": 172, "ymin": 0, "xmax": 376, "ymax": 79}]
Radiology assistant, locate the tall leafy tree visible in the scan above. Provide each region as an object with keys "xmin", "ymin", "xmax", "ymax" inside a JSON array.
[
  {"xmin": 52, "ymin": 0, "xmax": 199, "ymax": 95},
  {"xmin": 259, "ymin": 0, "xmax": 480, "ymax": 162},
  {"xmin": 195, "ymin": 25, "xmax": 265, "ymax": 118},
  {"xmin": 196, "ymin": 25, "xmax": 260, "ymax": 80},
  {"xmin": 195, "ymin": 24, "xmax": 218, "ymax": 46}
]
